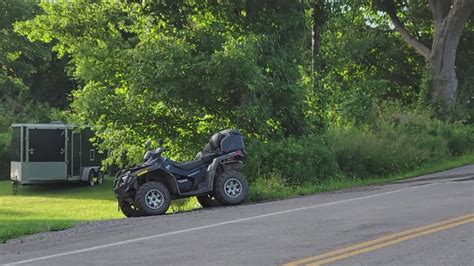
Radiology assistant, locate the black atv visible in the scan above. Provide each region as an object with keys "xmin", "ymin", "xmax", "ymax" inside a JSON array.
[{"xmin": 113, "ymin": 129, "xmax": 248, "ymax": 217}]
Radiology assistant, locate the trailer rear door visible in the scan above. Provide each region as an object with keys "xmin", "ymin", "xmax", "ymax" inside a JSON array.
[{"xmin": 26, "ymin": 127, "xmax": 67, "ymax": 181}]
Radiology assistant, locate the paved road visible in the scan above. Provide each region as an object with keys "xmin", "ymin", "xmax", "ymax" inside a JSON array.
[{"xmin": 1, "ymin": 165, "xmax": 473, "ymax": 266}]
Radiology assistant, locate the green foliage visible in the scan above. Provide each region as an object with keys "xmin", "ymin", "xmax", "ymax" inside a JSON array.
[
  {"xmin": 245, "ymin": 107, "xmax": 474, "ymax": 182},
  {"xmin": 0, "ymin": 0, "xmax": 73, "ymax": 178},
  {"xmin": 245, "ymin": 136, "xmax": 337, "ymax": 185},
  {"xmin": 312, "ymin": 4, "xmax": 427, "ymax": 126},
  {"xmin": 15, "ymin": 0, "xmax": 311, "ymax": 166},
  {"xmin": 455, "ymin": 17, "xmax": 474, "ymax": 122},
  {"xmin": 439, "ymin": 123, "xmax": 474, "ymax": 156},
  {"xmin": 328, "ymin": 106, "xmax": 473, "ymax": 178}
]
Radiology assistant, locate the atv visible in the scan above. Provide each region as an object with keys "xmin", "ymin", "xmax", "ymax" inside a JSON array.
[{"xmin": 113, "ymin": 129, "xmax": 248, "ymax": 217}]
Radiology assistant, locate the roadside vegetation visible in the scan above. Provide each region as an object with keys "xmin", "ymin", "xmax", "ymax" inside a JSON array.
[
  {"xmin": 245, "ymin": 108, "xmax": 474, "ymax": 191},
  {"xmin": 0, "ymin": 0, "xmax": 472, "ymax": 243}
]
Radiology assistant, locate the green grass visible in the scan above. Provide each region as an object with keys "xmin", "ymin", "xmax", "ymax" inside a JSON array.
[
  {"xmin": 0, "ymin": 153, "xmax": 472, "ymax": 243},
  {"xmin": 0, "ymin": 179, "xmax": 198, "ymax": 243}
]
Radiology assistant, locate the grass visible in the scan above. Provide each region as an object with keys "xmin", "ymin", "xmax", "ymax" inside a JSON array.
[
  {"xmin": 0, "ymin": 179, "xmax": 198, "ymax": 243},
  {"xmin": 0, "ymin": 153, "xmax": 472, "ymax": 243}
]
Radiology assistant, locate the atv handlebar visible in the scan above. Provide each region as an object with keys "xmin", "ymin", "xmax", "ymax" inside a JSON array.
[
  {"xmin": 155, "ymin": 147, "xmax": 168, "ymax": 156},
  {"xmin": 143, "ymin": 145, "xmax": 168, "ymax": 164}
]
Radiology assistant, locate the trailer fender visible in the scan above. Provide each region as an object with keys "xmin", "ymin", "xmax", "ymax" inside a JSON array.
[{"xmin": 81, "ymin": 167, "xmax": 100, "ymax": 182}]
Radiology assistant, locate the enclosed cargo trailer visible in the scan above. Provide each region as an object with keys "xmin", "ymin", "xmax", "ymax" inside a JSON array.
[{"xmin": 10, "ymin": 123, "xmax": 105, "ymax": 193}]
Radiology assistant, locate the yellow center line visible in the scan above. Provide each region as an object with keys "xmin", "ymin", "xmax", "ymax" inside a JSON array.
[{"xmin": 283, "ymin": 213, "xmax": 474, "ymax": 266}]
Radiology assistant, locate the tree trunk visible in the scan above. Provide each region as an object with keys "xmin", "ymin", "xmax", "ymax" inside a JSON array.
[
  {"xmin": 311, "ymin": 0, "xmax": 324, "ymax": 91},
  {"xmin": 429, "ymin": 23, "xmax": 461, "ymax": 110},
  {"xmin": 378, "ymin": 0, "xmax": 473, "ymax": 115},
  {"xmin": 428, "ymin": 0, "xmax": 473, "ymax": 112}
]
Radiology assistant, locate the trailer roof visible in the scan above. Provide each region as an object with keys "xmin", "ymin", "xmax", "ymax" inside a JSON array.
[{"xmin": 11, "ymin": 123, "xmax": 78, "ymax": 129}]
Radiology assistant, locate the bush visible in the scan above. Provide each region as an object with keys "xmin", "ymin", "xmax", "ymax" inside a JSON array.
[
  {"xmin": 246, "ymin": 172, "xmax": 292, "ymax": 202},
  {"xmin": 327, "ymin": 105, "xmax": 474, "ymax": 179},
  {"xmin": 245, "ymin": 108, "xmax": 473, "ymax": 186},
  {"xmin": 328, "ymin": 126, "xmax": 450, "ymax": 178},
  {"xmin": 439, "ymin": 123, "xmax": 474, "ymax": 156},
  {"xmin": 244, "ymin": 136, "xmax": 337, "ymax": 185}
]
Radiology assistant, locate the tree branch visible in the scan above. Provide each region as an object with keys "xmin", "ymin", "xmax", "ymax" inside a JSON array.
[
  {"xmin": 381, "ymin": 0, "xmax": 431, "ymax": 59},
  {"xmin": 428, "ymin": 0, "xmax": 452, "ymax": 22},
  {"xmin": 445, "ymin": 0, "xmax": 474, "ymax": 32}
]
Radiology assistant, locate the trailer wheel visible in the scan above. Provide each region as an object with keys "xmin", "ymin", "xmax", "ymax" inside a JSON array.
[
  {"xmin": 12, "ymin": 180, "xmax": 19, "ymax": 195},
  {"xmin": 97, "ymin": 172, "xmax": 104, "ymax": 185},
  {"xmin": 88, "ymin": 170, "xmax": 97, "ymax": 186}
]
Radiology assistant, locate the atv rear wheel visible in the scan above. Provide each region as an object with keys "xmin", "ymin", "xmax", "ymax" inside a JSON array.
[
  {"xmin": 214, "ymin": 171, "xmax": 248, "ymax": 205},
  {"xmin": 135, "ymin": 182, "xmax": 171, "ymax": 216},
  {"xmin": 197, "ymin": 195, "xmax": 222, "ymax": 208},
  {"xmin": 119, "ymin": 200, "xmax": 143, "ymax": 217}
]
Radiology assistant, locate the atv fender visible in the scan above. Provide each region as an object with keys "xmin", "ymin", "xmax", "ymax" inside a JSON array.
[
  {"xmin": 206, "ymin": 152, "xmax": 241, "ymax": 191},
  {"xmin": 143, "ymin": 167, "xmax": 180, "ymax": 196},
  {"xmin": 222, "ymin": 160, "xmax": 243, "ymax": 171}
]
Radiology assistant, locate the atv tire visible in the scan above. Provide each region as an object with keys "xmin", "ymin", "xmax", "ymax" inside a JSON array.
[
  {"xmin": 214, "ymin": 170, "xmax": 248, "ymax": 205},
  {"xmin": 197, "ymin": 195, "xmax": 222, "ymax": 208},
  {"xmin": 119, "ymin": 200, "xmax": 143, "ymax": 217},
  {"xmin": 135, "ymin": 182, "xmax": 171, "ymax": 216}
]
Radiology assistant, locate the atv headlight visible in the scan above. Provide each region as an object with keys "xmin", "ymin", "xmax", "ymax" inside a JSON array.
[{"xmin": 119, "ymin": 174, "xmax": 129, "ymax": 185}]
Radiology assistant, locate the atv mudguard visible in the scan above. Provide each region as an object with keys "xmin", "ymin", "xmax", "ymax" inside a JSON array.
[
  {"xmin": 137, "ymin": 164, "xmax": 180, "ymax": 196},
  {"xmin": 205, "ymin": 151, "xmax": 243, "ymax": 191}
]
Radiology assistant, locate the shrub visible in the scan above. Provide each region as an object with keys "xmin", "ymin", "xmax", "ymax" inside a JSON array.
[
  {"xmin": 244, "ymin": 106, "xmax": 473, "ymax": 186},
  {"xmin": 438, "ymin": 123, "xmax": 474, "ymax": 156},
  {"xmin": 246, "ymin": 172, "xmax": 292, "ymax": 202},
  {"xmin": 328, "ymin": 126, "xmax": 450, "ymax": 178},
  {"xmin": 244, "ymin": 136, "xmax": 337, "ymax": 185}
]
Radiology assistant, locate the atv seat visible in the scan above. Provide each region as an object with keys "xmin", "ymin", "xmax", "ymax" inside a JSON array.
[
  {"xmin": 195, "ymin": 151, "xmax": 218, "ymax": 163},
  {"xmin": 172, "ymin": 159, "xmax": 205, "ymax": 171}
]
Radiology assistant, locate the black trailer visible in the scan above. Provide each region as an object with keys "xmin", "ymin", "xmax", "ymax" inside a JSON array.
[{"xmin": 10, "ymin": 123, "xmax": 105, "ymax": 192}]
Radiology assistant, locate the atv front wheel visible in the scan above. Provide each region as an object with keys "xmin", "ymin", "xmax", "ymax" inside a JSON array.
[
  {"xmin": 197, "ymin": 195, "xmax": 222, "ymax": 208},
  {"xmin": 119, "ymin": 200, "xmax": 143, "ymax": 217},
  {"xmin": 214, "ymin": 171, "xmax": 248, "ymax": 205},
  {"xmin": 135, "ymin": 182, "xmax": 171, "ymax": 216}
]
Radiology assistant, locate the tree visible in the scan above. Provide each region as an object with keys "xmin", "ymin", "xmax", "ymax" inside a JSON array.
[
  {"xmin": 0, "ymin": 0, "xmax": 65, "ymax": 179},
  {"xmin": 15, "ymin": 0, "xmax": 311, "ymax": 165},
  {"xmin": 375, "ymin": 0, "xmax": 473, "ymax": 116}
]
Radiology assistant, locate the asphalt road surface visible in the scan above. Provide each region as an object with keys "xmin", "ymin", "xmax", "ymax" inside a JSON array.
[{"xmin": 1, "ymin": 165, "xmax": 473, "ymax": 266}]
